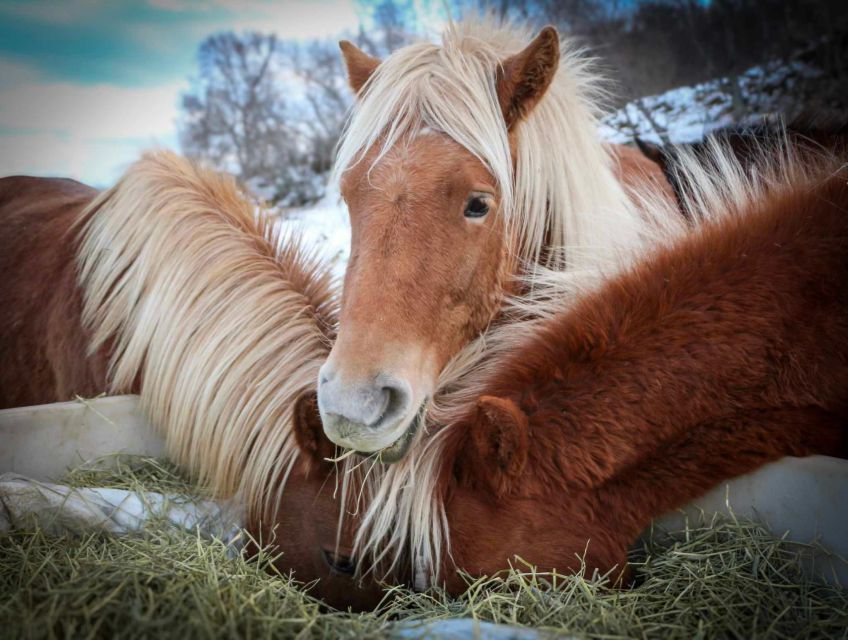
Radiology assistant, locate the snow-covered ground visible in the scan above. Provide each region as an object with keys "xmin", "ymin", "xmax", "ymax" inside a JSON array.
[
  {"xmin": 600, "ymin": 58, "xmax": 822, "ymax": 145},
  {"xmin": 272, "ymin": 185, "xmax": 351, "ymax": 281}
]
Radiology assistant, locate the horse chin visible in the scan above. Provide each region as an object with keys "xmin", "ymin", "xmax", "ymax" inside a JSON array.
[{"xmin": 356, "ymin": 402, "xmax": 425, "ymax": 463}]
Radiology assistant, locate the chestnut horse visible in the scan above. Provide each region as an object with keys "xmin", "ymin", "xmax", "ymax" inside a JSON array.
[
  {"xmin": 286, "ymin": 149, "xmax": 848, "ymax": 598},
  {"xmin": 318, "ymin": 21, "xmax": 682, "ymax": 460},
  {"xmin": 0, "ymin": 152, "xmax": 337, "ymax": 514}
]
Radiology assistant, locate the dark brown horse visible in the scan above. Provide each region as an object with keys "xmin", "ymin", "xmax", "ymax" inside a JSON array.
[{"xmin": 436, "ymin": 156, "xmax": 848, "ymax": 588}]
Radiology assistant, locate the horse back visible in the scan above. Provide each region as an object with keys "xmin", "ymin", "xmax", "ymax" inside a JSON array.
[{"xmin": 0, "ymin": 175, "xmax": 109, "ymax": 409}]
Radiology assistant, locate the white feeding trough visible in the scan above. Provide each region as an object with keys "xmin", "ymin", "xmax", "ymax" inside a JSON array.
[
  {"xmin": 0, "ymin": 395, "xmax": 240, "ymax": 541},
  {"xmin": 1, "ymin": 396, "xmax": 846, "ymax": 584}
]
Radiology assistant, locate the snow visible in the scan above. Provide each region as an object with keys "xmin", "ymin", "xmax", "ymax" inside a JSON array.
[
  {"xmin": 600, "ymin": 58, "xmax": 822, "ymax": 145},
  {"xmin": 271, "ymin": 184, "xmax": 351, "ymax": 281}
]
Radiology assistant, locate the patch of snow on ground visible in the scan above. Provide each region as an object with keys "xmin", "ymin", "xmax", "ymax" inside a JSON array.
[{"xmin": 272, "ymin": 185, "xmax": 351, "ymax": 280}]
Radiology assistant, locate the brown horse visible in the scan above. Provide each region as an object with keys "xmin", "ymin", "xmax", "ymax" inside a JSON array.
[
  {"xmin": 318, "ymin": 21, "xmax": 682, "ymax": 460},
  {"xmin": 285, "ymin": 149, "xmax": 848, "ymax": 600},
  {"xmin": 435, "ymin": 152, "xmax": 848, "ymax": 587},
  {"xmin": 0, "ymin": 176, "xmax": 107, "ymax": 408},
  {"xmin": 0, "ymin": 153, "xmax": 337, "ymax": 515}
]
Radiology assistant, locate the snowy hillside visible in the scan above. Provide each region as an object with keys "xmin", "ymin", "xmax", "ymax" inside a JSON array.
[{"xmin": 600, "ymin": 58, "xmax": 823, "ymax": 145}]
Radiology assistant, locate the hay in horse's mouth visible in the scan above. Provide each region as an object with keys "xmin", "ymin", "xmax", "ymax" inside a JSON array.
[{"xmin": 355, "ymin": 402, "xmax": 425, "ymax": 463}]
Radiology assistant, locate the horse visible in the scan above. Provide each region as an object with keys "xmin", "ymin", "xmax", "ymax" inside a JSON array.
[
  {"xmin": 318, "ymin": 21, "xmax": 683, "ymax": 461},
  {"xmin": 284, "ymin": 147, "xmax": 848, "ymax": 600},
  {"xmin": 0, "ymin": 152, "xmax": 338, "ymax": 516}
]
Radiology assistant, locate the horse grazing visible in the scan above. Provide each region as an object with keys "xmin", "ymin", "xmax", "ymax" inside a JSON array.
[
  {"xmin": 0, "ymin": 152, "xmax": 337, "ymax": 514},
  {"xmin": 318, "ymin": 20, "xmax": 681, "ymax": 460},
  {"xmin": 286, "ymin": 149, "xmax": 848, "ymax": 599}
]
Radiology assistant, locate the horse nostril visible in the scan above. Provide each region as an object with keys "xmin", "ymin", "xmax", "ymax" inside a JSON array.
[
  {"xmin": 368, "ymin": 381, "xmax": 409, "ymax": 428},
  {"xmin": 372, "ymin": 387, "xmax": 393, "ymax": 424}
]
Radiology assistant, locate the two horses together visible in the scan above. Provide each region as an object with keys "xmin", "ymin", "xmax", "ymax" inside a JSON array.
[{"xmin": 1, "ymin": 21, "xmax": 846, "ymax": 609}]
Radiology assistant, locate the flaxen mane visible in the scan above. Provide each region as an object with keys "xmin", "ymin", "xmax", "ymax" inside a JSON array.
[{"xmin": 75, "ymin": 151, "xmax": 337, "ymax": 514}]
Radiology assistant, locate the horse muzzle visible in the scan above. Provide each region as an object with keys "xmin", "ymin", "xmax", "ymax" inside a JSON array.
[{"xmin": 316, "ymin": 362, "xmax": 423, "ymax": 460}]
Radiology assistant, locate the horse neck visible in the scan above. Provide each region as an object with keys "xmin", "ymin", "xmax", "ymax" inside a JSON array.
[{"xmin": 593, "ymin": 407, "xmax": 848, "ymax": 541}]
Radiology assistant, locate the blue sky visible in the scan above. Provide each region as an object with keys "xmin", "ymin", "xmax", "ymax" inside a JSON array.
[{"xmin": 0, "ymin": 0, "xmax": 389, "ymax": 186}]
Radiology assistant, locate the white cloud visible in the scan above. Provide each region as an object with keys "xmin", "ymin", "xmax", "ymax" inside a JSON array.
[
  {"xmin": 0, "ymin": 80, "xmax": 185, "ymax": 139},
  {"xmin": 0, "ymin": 131, "xmax": 178, "ymax": 186},
  {"xmin": 0, "ymin": 79, "xmax": 183, "ymax": 185},
  {"xmin": 224, "ymin": 1, "xmax": 362, "ymax": 40},
  {"xmin": 0, "ymin": 59, "xmax": 47, "ymax": 89}
]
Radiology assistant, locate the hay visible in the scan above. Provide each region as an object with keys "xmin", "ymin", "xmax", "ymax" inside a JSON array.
[{"xmin": 1, "ymin": 458, "xmax": 846, "ymax": 639}]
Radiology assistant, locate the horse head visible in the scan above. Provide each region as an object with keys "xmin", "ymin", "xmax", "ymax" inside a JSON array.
[
  {"xmin": 317, "ymin": 27, "xmax": 562, "ymax": 460},
  {"xmin": 246, "ymin": 392, "xmax": 388, "ymax": 611}
]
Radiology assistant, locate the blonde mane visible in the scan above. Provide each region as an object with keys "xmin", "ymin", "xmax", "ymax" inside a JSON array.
[{"xmin": 76, "ymin": 150, "xmax": 335, "ymax": 515}]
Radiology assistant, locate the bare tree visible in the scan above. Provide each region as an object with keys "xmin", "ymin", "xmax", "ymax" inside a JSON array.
[{"xmin": 179, "ymin": 32, "xmax": 291, "ymax": 185}]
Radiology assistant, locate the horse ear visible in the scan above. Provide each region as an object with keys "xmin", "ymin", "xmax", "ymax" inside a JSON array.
[
  {"xmin": 293, "ymin": 391, "xmax": 335, "ymax": 468},
  {"xmin": 469, "ymin": 395, "xmax": 530, "ymax": 496},
  {"xmin": 339, "ymin": 40, "xmax": 381, "ymax": 96},
  {"xmin": 496, "ymin": 26, "xmax": 560, "ymax": 130}
]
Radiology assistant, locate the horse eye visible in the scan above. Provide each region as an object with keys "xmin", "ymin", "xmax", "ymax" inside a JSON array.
[
  {"xmin": 464, "ymin": 196, "xmax": 490, "ymax": 218},
  {"xmin": 322, "ymin": 549, "xmax": 356, "ymax": 575}
]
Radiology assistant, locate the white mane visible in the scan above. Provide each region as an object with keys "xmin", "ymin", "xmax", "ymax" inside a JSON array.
[{"xmin": 76, "ymin": 151, "xmax": 336, "ymax": 516}]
